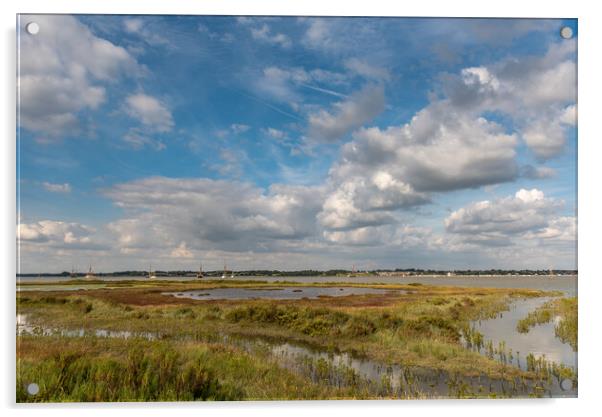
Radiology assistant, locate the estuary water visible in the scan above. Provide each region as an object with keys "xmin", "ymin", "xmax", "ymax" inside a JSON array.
[
  {"xmin": 18, "ymin": 274, "xmax": 577, "ymax": 296},
  {"xmin": 164, "ymin": 286, "xmax": 401, "ymax": 301},
  {"xmin": 466, "ymin": 296, "xmax": 577, "ymax": 371}
]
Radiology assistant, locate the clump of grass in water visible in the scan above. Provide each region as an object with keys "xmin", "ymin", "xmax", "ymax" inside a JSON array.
[
  {"xmin": 461, "ymin": 325, "xmax": 576, "ymax": 393},
  {"xmin": 516, "ymin": 297, "xmax": 577, "ymax": 351},
  {"xmin": 524, "ymin": 352, "xmax": 577, "ymax": 389},
  {"xmin": 461, "ymin": 325, "xmax": 484, "ymax": 351}
]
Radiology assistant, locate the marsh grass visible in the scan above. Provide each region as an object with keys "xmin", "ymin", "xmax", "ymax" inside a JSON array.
[
  {"xmin": 17, "ymin": 336, "xmax": 365, "ymax": 402},
  {"xmin": 516, "ymin": 297, "xmax": 577, "ymax": 350},
  {"xmin": 17, "ymin": 281, "xmax": 567, "ymax": 400},
  {"xmin": 17, "ymin": 338, "xmax": 241, "ymax": 402},
  {"xmin": 524, "ymin": 353, "xmax": 577, "ymax": 388}
]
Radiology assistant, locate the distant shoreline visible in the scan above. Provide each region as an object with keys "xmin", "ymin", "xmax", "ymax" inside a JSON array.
[{"xmin": 16, "ymin": 271, "xmax": 578, "ymax": 278}]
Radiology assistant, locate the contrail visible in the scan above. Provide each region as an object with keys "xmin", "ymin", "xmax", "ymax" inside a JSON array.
[{"xmin": 298, "ymin": 83, "xmax": 348, "ymax": 99}]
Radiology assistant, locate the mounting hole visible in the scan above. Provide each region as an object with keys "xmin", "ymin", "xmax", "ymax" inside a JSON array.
[
  {"xmin": 560, "ymin": 26, "xmax": 573, "ymax": 40},
  {"xmin": 25, "ymin": 22, "xmax": 40, "ymax": 35},
  {"xmin": 560, "ymin": 378, "xmax": 573, "ymax": 391},
  {"xmin": 26, "ymin": 382, "xmax": 39, "ymax": 395}
]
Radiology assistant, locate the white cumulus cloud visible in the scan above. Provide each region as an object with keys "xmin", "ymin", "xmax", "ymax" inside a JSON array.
[
  {"xmin": 250, "ymin": 24, "xmax": 292, "ymax": 48},
  {"xmin": 19, "ymin": 15, "xmax": 140, "ymax": 139},
  {"xmin": 104, "ymin": 177, "xmax": 325, "ymax": 254},
  {"xmin": 445, "ymin": 188, "xmax": 568, "ymax": 240},
  {"xmin": 124, "ymin": 93, "xmax": 174, "ymax": 133},
  {"xmin": 442, "ymin": 41, "xmax": 576, "ymax": 159},
  {"xmin": 308, "ymin": 84, "xmax": 385, "ymax": 142}
]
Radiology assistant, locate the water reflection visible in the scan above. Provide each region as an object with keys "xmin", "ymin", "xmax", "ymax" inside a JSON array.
[
  {"xmin": 467, "ymin": 297, "xmax": 577, "ymax": 371},
  {"xmin": 17, "ymin": 314, "xmax": 157, "ymax": 340},
  {"xmin": 232, "ymin": 337, "xmax": 577, "ymax": 398}
]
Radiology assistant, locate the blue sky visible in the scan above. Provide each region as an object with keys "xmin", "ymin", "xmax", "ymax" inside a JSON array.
[{"xmin": 17, "ymin": 15, "xmax": 577, "ymax": 272}]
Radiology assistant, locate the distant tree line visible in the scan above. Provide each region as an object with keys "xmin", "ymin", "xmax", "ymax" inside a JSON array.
[{"xmin": 17, "ymin": 268, "xmax": 577, "ymax": 277}]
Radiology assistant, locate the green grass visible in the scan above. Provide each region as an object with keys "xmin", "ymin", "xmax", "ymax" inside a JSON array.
[
  {"xmin": 17, "ymin": 336, "xmax": 366, "ymax": 402},
  {"xmin": 18, "ymin": 341, "xmax": 239, "ymax": 402}
]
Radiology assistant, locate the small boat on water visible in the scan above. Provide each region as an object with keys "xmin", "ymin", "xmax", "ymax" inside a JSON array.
[
  {"xmin": 347, "ymin": 264, "xmax": 357, "ymax": 278},
  {"xmin": 148, "ymin": 265, "xmax": 157, "ymax": 279},
  {"xmin": 85, "ymin": 265, "xmax": 95, "ymax": 279},
  {"xmin": 196, "ymin": 264, "xmax": 204, "ymax": 279},
  {"xmin": 221, "ymin": 262, "xmax": 228, "ymax": 279}
]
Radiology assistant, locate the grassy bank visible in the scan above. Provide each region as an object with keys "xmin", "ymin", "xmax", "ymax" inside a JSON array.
[{"xmin": 17, "ymin": 336, "xmax": 367, "ymax": 402}]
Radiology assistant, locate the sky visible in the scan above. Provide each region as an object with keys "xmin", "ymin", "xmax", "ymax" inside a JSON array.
[{"xmin": 16, "ymin": 15, "xmax": 577, "ymax": 273}]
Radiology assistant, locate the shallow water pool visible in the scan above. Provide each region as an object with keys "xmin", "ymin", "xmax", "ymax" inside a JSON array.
[{"xmin": 164, "ymin": 286, "xmax": 399, "ymax": 300}]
